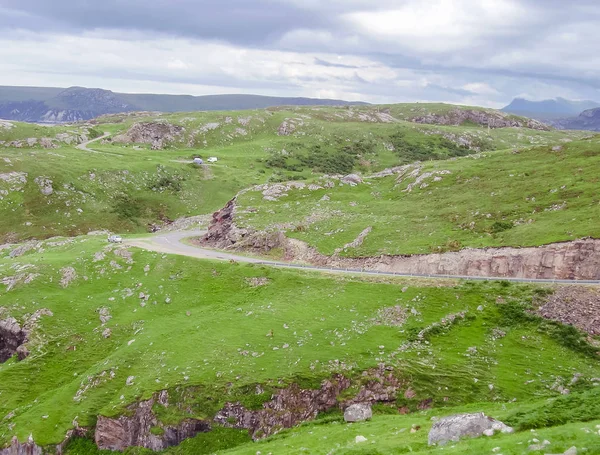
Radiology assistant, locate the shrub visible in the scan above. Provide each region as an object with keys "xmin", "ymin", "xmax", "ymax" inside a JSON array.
[{"xmin": 491, "ymin": 221, "xmax": 514, "ymax": 233}]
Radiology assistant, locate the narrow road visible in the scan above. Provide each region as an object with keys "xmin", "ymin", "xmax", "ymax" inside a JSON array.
[
  {"xmin": 126, "ymin": 230, "xmax": 600, "ymax": 285},
  {"xmin": 76, "ymin": 132, "xmax": 111, "ymax": 153}
]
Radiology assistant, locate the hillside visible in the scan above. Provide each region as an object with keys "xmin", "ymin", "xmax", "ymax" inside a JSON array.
[
  {"xmin": 229, "ymin": 137, "xmax": 600, "ymax": 258},
  {"xmin": 551, "ymin": 107, "xmax": 600, "ymax": 131},
  {"xmin": 0, "ymin": 237, "xmax": 598, "ymax": 454},
  {"xmin": 0, "ymin": 104, "xmax": 586, "ymax": 243},
  {"xmin": 0, "ymin": 86, "xmax": 366, "ymax": 123},
  {"xmin": 0, "ymin": 102, "xmax": 599, "ymax": 455}
]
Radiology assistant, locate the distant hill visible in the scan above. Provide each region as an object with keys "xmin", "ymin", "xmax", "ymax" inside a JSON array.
[
  {"xmin": 551, "ymin": 107, "xmax": 600, "ymax": 131},
  {"xmin": 502, "ymin": 97, "xmax": 600, "ymax": 119},
  {"xmin": 0, "ymin": 86, "xmax": 367, "ymax": 123}
]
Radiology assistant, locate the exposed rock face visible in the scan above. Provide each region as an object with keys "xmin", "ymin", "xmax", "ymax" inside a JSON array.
[
  {"xmin": 428, "ymin": 412, "xmax": 513, "ymax": 446},
  {"xmin": 324, "ymin": 238, "xmax": 600, "ymax": 281},
  {"xmin": 95, "ymin": 393, "xmax": 210, "ymax": 451},
  {"xmin": 202, "ymin": 200, "xmax": 600, "ymax": 280},
  {"xmin": 344, "ymin": 403, "xmax": 372, "ymax": 422},
  {"xmin": 0, "ymin": 429, "xmax": 88, "ymax": 455},
  {"xmin": 214, "ymin": 375, "xmax": 352, "ymax": 439},
  {"xmin": 215, "ymin": 366, "xmax": 406, "ymax": 440},
  {"xmin": 113, "ymin": 121, "xmax": 184, "ymax": 149},
  {"xmin": 412, "ymin": 108, "xmax": 549, "ymax": 130},
  {"xmin": 538, "ymin": 286, "xmax": 600, "ymax": 335},
  {"xmin": 0, "ymin": 318, "xmax": 27, "ymax": 362},
  {"xmin": 0, "ymin": 436, "xmax": 43, "ymax": 455}
]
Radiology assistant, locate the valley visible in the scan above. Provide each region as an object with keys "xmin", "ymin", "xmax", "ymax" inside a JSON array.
[{"xmin": 0, "ymin": 102, "xmax": 598, "ymax": 455}]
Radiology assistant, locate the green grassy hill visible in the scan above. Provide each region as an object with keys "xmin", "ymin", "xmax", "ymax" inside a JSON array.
[
  {"xmin": 1, "ymin": 103, "xmax": 599, "ymax": 455},
  {"xmin": 0, "ymin": 104, "xmax": 589, "ymax": 243},
  {"xmin": 235, "ymin": 136, "xmax": 600, "ymax": 256},
  {"xmin": 0, "ymin": 237, "xmax": 597, "ymax": 454}
]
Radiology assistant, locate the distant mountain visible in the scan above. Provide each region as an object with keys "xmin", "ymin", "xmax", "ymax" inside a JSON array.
[
  {"xmin": 502, "ymin": 97, "xmax": 600, "ymax": 120},
  {"xmin": 551, "ymin": 107, "xmax": 600, "ymax": 131},
  {"xmin": 0, "ymin": 86, "xmax": 367, "ymax": 123}
]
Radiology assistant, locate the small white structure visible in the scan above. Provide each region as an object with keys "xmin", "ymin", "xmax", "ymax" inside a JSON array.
[
  {"xmin": 207, "ymin": 157, "xmax": 218, "ymax": 163},
  {"xmin": 193, "ymin": 157, "xmax": 204, "ymax": 165},
  {"xmin": 108, "ymin": 235, "xmax": 123, "ymax": 244}
]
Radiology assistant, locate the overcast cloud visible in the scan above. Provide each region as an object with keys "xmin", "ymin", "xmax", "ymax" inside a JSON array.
[{"xmin": 1, "ymin": 0, "xmax": 599, "ymax": 106}]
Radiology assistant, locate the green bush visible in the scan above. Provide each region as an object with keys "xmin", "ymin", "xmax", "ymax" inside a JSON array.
[{"xmin": 505, "ymin": 389, "xmax": 600, "ymax": 430}]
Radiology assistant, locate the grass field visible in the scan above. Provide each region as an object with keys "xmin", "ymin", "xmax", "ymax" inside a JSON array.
[
  {"xmin": 1, "ymin": 103, "xmax": 599, "ymax": 454},
  {"xmin": 0, "ymin": 237, "xmax": 598, "ymax": 452},
  {"xmin": 235, "ymin": 136, "xmax": 600, "ymax": 256},
  {"xmin": 0, "ymin": 104, "xmax": 590, "ymax": 243}
]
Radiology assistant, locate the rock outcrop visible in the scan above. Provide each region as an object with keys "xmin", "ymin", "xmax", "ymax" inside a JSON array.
[
  {"xmin": 412, "ymin": 108, "xmax": 549, "ymax": 130},
  {"xmin": 0, "ymin": 318, "xmax": 27, "ymax": 362},
  {"xmin": 428, "ymin": 412, "xmax": 513, "ymax": 446},
  {"xmin": 0, "ymin": 436, "xmax": 43, "ymax": 455},
  {"xmin": 95, "ymin": 392, "xmax": 210, "ymax": 451},
  {"xmin": 202, "ymin": 200, "xmax": 600, "ymax": 281},
  {"xmin": 323, "ymin": 238, "xmax": 600, "ymax": 281},
  {"xmin": 215, "ymin": 375, "xmax": 352, "ymax": 439},
  {"xmin": 538, "ymin": 286, "xmax": 600, "ymax": 335},
  {"xmin": 113, "ymin": 121, "xmax": 184, "ymax": 149},
  {"xmin": 343, "ymin": 403, "xmax": 372, "ymax": 422}
]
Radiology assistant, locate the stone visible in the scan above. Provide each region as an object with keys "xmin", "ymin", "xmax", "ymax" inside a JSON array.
[
  {"xmin": 95, "ymin": 394, "xmax": 210, "ymax": 451},
  {"xmin": 344, "ymin": 403, "xmax": 372, "ymax": 422},
  {"xmin": 341, "ymin": 174, "xmax": 363, "ymax": 186},
  {"xmin": 34, "ymin": 176, "xmax": 53, "ymax": 196},
  {"xmin": 355, "ymin": 435, "xmax": 368, "ymax": 443},
  {"xmin": 60, "ymin": 267, "xmax": 77, "ymax": 288},
  {"xmin": 428, "ymin": 412, "xmax": 514, "ymax": 446},
  {"xmin": 0, "ymin": 317, "xmax": 28, "ymax": 363}
]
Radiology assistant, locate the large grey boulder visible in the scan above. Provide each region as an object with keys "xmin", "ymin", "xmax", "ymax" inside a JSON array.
[
  {"xmin": 428, "ymin": 412, "xmax": 513, "ymax": 446},
  {"xmin": 344, "ymin": 403, "xmax": 372, "ymax": 422},
  {"xmin": 341, "ymin": 174, "xmax": 363, "ymax": 186}
]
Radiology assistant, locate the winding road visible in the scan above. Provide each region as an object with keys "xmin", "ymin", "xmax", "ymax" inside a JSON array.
[
  {"xmin": 76, "ymin": 132, "xmax": 111, "ymax": 153},
  {"xmin": 126, "ymin": 230, "xmax": 600, "ymax": 285}
]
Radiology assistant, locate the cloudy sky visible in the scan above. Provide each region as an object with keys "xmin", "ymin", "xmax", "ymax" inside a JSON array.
[{"xmin": 1, "ymin": 0, "xmax": 599, "ymax": 107}]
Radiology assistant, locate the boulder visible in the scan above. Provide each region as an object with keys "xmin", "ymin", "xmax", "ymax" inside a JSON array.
[
  {"xmin": 341, "ymin": 174, "xmax": 363, "ymax": 186},
  {"xmin": 344, "ymin": 403, "xmax": 372, "ymax": 422},
  {"xmin": 0, "ymin": 317, "xmax": 28, "ymax": 362},
  {"xmin": 428, "ymin": 412, "xmax": 513, "ymax": 446}
]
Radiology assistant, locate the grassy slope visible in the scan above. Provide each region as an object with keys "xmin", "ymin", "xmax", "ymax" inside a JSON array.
[
  {"xmin": 0, "ymin": 238, "xmax": 598, "ymax": 451},
  {"xmin": 1, "ymin": 104, "xmax": 588, "ymax": 243},
  {"xmin": 235, "ymin": 137, "xmax": 600, "ymax": 256}
]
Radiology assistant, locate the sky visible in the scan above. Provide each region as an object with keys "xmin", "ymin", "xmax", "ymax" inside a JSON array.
[{"xmin": 1, "ymin": 0, "xmax": 600, "ymax": 107}]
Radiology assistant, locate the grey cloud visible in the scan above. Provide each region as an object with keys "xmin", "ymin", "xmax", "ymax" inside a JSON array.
[{"xmin": 1, "ymin": 0, "xmax": 331, "ymax": 44}]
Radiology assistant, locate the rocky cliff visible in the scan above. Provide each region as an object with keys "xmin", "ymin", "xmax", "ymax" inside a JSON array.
[
  {"xmin": 202, "ymin": 201, "xmax": 600, "ymax": 281},
  {"xmin": 95, "ymin": 391, "xmax": 210, "ymax": 451},
  {"xmin": 411, "ymin": 108, "xmax": 550, "ymax": 130}
]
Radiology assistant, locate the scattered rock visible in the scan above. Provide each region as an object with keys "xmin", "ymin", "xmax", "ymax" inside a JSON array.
[
  {"xmin": 246, "ymin": 277, "xmax": 270, "ymax": 287},
  {"xmin": 9, "ymin": 241, "xmax": 40, "ymax": 258},
  {"xmin": 98, "ymin": 307, "xmax": 112, "ymax": 324},
  {"xmin": 355, "ymin": 435, "xmax": 368, "ymax": 443},
  {"xmin": 428, "ymin": 412, "xmax": 514, "ymax": 446},
  {"xmin": 344, "ymin": 403, "xmax": 372, "ymax": 422},
  {"xmin": 34, "ymin": 176, "xmax": 54, "ymax": 196},
  {"xmin": 341, "ymin": 174, "xmax": 363, "ymax": 186},
  {"xmin": 60, "ymin": 267, "xmax": 77, "ymax": 288},
  {"xmin": 538, "ymin": 286, "xmax": 600, "ymax": 335}
]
